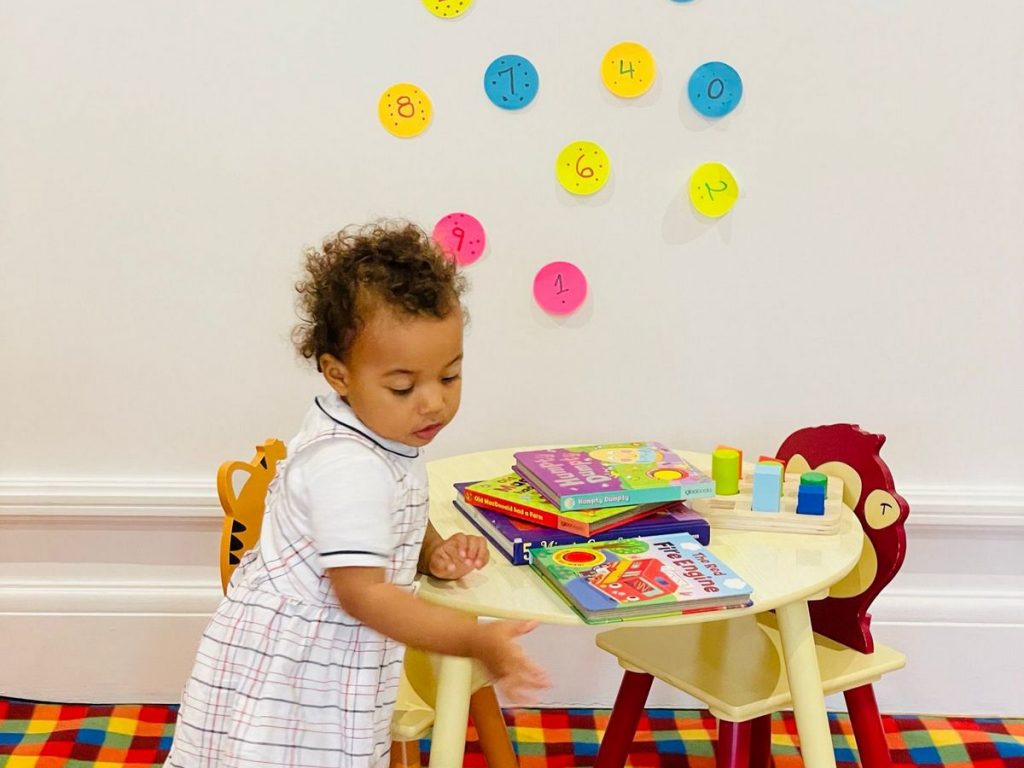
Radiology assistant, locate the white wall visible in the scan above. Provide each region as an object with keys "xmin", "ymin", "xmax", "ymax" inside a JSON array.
[{"xmin": 2, "ymin": 1, "xmax": 1023, "ymax": 714}]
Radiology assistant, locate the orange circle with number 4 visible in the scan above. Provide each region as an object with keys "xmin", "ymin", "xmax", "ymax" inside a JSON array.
[
  {"xmin": 601, "ymin": 42, "xmax": 656, "ymax": 98},
  {"xmin": 556, "ymin": 140, "xmax": 610, "ymax": 195},
  {"xmin": 378, "ymin": 83, "xmax": 432, "ymax": 138}
]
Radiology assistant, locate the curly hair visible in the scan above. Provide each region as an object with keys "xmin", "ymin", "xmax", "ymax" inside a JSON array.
[{"xmin": 293, "ymin": 220, "xmax": 468, "ymax": 369}]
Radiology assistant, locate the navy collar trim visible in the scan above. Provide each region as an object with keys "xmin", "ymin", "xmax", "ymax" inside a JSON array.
[{"xmin": 314, "ymin": 397, "xmax": 419, "ymax": 459}]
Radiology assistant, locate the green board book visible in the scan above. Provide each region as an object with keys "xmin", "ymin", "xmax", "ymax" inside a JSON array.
[{"xmin": 529, "ymin": 532, "xmax": 753, "ymax": 624}]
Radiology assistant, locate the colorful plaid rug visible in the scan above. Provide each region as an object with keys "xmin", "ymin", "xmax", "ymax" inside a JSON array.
[{"xmin": 2, "ymin": 697, "xmax": 1022, "ymax": 767}]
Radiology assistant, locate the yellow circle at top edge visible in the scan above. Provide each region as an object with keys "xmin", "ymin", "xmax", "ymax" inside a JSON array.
[
  {"xmin": 421, "ymin": 0, "xmax": 473, "ymax": 18},
  {"xmin": 378, "ymin": 83, "xmax": 433, "ymax": 138},
  {"xmin": 602, "ymin": 41, "xmax": 656, "ymax": 98}
]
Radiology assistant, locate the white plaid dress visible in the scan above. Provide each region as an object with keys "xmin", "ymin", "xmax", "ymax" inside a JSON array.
[{"xmin": 166, "ymin": 395, "xmax": 429, "ymax": 768}]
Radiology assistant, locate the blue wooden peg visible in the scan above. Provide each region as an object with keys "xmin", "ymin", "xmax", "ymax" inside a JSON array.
[{"xmin": 752, "ymin": 462, "xmax": 782, "ymax": 512}]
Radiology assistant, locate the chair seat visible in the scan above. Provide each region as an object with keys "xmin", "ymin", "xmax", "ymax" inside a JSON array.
[
  {"xmin": 596, "ymin": 612, "xmax": 905, "ymax": 722},
  {"xmin": 392, "ymin": 670, "xmax": 436, "ymax": 742},
  {"xmin": 390, "ymin": 648, "xmax": 495, "ymax": 742}
]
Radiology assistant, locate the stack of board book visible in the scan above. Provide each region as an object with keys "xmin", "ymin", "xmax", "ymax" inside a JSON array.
[
  {"xmin": 453, "ymin": 442, "xmax": 717, "ymax": 566},
  {"xmin": 453, "ymin": 482, "xmax": 710, "ymax": 565}
]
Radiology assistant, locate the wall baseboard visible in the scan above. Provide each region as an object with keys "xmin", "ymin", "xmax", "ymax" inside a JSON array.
[{"xmin": 1, "ymin": 479, "xmax": 1022, "ymax": 714}]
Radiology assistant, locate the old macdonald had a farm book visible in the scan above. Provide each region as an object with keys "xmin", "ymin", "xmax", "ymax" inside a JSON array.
[
  {"xmin": 453, "ymin": 483, "xmax": 710, "ymax": 565},
  {"xmin": 513, "ymin": 442, "xmax": 716, "ymax": 511},
  {"xmin": 529, "ymin": 532, "xmax": 753, "ymax": 624},
  {"xmin": 460, "ymin": 473, "xmax": 671, "ymax": 536}
]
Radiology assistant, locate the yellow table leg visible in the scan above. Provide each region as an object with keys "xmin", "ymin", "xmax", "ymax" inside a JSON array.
[
  {"xmin": 776, "ymin": 600, "xmax": 838, "ymax": 768},
  {"xmin": 429, "ymin": 654, "xmax": 473, "ymax": 768}
]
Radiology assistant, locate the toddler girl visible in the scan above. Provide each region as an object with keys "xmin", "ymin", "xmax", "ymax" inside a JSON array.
[{"xmin": 166, "ymin": 221, "xmax": 548, "ymax": 767}]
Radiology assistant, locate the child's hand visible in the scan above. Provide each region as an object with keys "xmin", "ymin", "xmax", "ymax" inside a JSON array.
[
  {"xmin": 427, "ymin": 532, "xmax": 489, "ymax": 580},
  {"xmin": 471, "ymin": 620, "xmax": 551, "ymax": 704}
]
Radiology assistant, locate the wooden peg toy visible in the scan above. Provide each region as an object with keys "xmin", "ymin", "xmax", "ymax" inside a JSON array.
[
  {"xmin": 716, "ymin": 444, "xmax": 744, "ymax": 478},
  {"xmin": 797, "ymin": 472, "xmax": 827, "ymax": 515},
  {"xmin": 752, "ymin": 462, "xmax": 782, "ymax": 512},
  {"xmin": 711, "ymin": 447, "xmax": 741, "ymax": 495}
]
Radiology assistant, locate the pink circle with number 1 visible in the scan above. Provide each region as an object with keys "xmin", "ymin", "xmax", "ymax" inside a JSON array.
[
  {"xmin": 533, "ymin": 261, "xmax": 587, "ymax": 315},
  {"xmin": 432, "ymin": 212, "xmax": 485, "ymax": 266}
]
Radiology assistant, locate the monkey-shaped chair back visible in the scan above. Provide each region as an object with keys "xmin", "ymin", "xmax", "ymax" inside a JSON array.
[{"xmin": 776, "ymin": 423, "xmax": 910, "ymax": 653}]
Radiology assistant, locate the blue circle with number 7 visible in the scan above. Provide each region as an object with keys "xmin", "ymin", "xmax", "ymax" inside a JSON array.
[
  {"xmin": 484, "ymin": 54, "xmax": 539, "ymax": 110},
  {"xmin": 688, "ymin": 61, "xmax": 742, "ymax": 117}
]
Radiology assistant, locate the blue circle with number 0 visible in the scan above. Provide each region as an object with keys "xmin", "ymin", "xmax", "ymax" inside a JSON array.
[
  {"xmin": 483, "ymin": 54, "xmax": 538, "ymax": 110},
  {"xmin": 687, "ymin": 61, "xmax": 742, "ymax": 117}
]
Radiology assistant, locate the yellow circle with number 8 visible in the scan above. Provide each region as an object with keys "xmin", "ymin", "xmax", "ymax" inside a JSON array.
[
  {"xmin": 378, "ymin": 83, "xmax": 432, "ymax": 138},
  {"xmin": 688, "ymin": 162, "xmax": 739, "ymax": 217},
  {"xmin": 601, "ymin": 42, "xmax": 656, "ymax": 98},
  {"xmin": 556, "ymin": 140, "xmax": 611, "ymax": 195}
]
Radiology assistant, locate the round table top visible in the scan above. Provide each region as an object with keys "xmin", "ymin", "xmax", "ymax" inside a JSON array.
[{"xmin": 417, "ymin": 448, "xmax": 865, "ymax": 626}]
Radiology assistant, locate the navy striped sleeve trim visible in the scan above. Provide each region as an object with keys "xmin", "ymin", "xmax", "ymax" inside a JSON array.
[{"xmin": 320, "ymin": 549, "xmax": 388, "ymax": 558}]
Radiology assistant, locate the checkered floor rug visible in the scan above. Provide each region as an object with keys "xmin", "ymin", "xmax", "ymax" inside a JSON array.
[{"xmin": 2, "ymin": 697, "xmax": 1022, "ymax": 767}]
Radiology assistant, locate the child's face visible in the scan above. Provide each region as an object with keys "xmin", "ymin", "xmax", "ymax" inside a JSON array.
[{"xmin": 321, "ymin": 304, "xmax": 464, "ymax": 447}]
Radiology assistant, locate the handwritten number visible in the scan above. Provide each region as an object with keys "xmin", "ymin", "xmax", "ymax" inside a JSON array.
[
  {"xmin": 396, "ymin": 96, "xmax": 415, "ymax": 118},
  {"xmin": 554, "ymin": 274, "xmax": 569, "ymax": 295},
  {"xmin": 451, "ymin": 226, "xmax": 465, "ymax": 252},
  {"xmin": 619, "ymin": 59, "xmax": 635, "ymax": 78},
  {"xmin": 498, "ymin": 66, "xmax": 515, "ymax": 95},
  {"xmin": 704, "ymin": 180, "xmax": 729, "ymax": 200},
  {"xmin": 707, "ymin": 78, "xmax": 724, "ymax": 100},
  {"xmin": 575, "ymin": 154, "xmax": 595, "ymax": 178}
]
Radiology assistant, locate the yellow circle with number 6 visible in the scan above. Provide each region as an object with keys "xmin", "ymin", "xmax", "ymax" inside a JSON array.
[
  {"xmin": 378, "ymin": 83, "xmax": 432, "ymax": 138},
  {"xmin": 601, "ymin": 42, "xmax": 656, "ymax": 98},
  {"xmin": 689, "ymin": 162, "xmax": 739, "ymax": 217},
  {"xmin": 556, "ymin": 140, "xmax": 611, "ymax": 195}
]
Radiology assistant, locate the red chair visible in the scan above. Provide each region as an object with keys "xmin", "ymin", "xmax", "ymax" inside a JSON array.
[{"xmin": 593, "ymin": 424, "xmax": 910, "ymax": 768}]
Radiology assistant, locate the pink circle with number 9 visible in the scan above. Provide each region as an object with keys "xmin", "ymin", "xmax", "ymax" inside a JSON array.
[
  {"xmin": 432, "ymin": 212, "xmax": 485, "ymax": 266},
  {"xmin": 533, "ymin": 261, "xmax": 587, "ymax": 315}
]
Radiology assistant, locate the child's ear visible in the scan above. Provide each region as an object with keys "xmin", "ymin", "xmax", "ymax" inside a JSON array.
[{"xmin": 320, "ymin": 354, "xmax": 350, "ymax": 396}]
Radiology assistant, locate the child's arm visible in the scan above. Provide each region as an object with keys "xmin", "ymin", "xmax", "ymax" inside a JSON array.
[
  {"xmin": 329, "ymin": 566, "xmax": 549, "ymax": 702},
  {"xmin": 417, "ymin": 521, "xmax": 489, "ymax": 579}
]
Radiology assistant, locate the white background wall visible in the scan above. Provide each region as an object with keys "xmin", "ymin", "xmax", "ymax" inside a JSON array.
[{"xmin": 2, "ymin": 1, "xmax": 1022, "ymax": 715}]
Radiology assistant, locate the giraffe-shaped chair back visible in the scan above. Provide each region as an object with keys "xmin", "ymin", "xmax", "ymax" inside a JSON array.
[{"xmin": 216, "ymin": 438, "xmax": 287, "ymax": 594}]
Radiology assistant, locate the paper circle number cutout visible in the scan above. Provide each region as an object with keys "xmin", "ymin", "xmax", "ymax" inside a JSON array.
[
  {"xmin": 688, "ymin": 61, "xmax": 743, "ymax": 118},
  {"xmin": 378, "ymin": 83, "xmax": 432, "ymax": 138},
  {"xmin": 601, "ymin": 42, "xmax": 656, "ymax": 98},
  {"xmin": 556, "ymin": 141, "xmax": 610, "ymax": 195},
  {"xmin": 483, "ymin": 54, "xmax": 539, "ymax": 110},
  {"xmin": 534, "ymin": 261, "xmax": 587, "ymax": 315},
  {"xmin": 422, "ymin": 0, "xmax": 473, "ymax": 18},
  {"xmin": 433, "ymin": 212, "xmax": 486, "ymax": 266},
  {"xmin": 689, "ymin": 162, "xmax": 739, "ymax": 218}
]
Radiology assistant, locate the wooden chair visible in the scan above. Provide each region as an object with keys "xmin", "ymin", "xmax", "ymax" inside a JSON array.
[
  {"xmin": 593, "ymin": 424, "xmax": 910, "ymax": 768},
  {"xmin": 218, "ymin": 439, "xmax": 519, "ymax": 768}
]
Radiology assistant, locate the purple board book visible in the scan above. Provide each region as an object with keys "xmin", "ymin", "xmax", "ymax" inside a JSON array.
[{"xmin": 513, "ymin": 441, "xmax": 716, "ymax": 511}]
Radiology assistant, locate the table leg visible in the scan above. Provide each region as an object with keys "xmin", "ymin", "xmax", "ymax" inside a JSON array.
[
  {"xmin": 775, "ymin": 600, "xmax": 837, "ymax": 768},
  {"xmin": 429, "ymin": 653, "xmax": 473, "ymax": 768}
]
